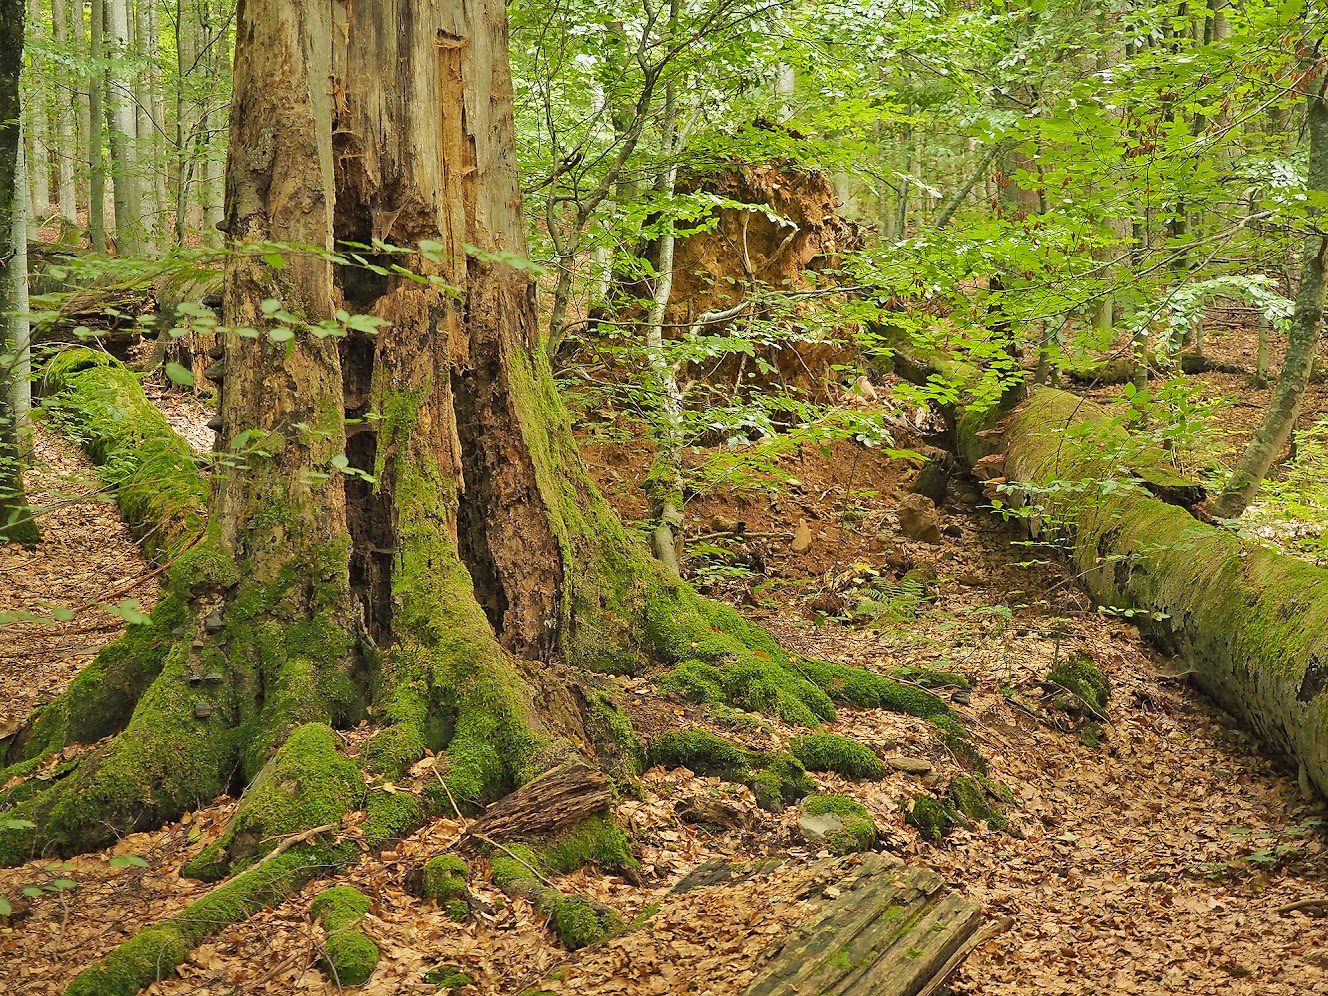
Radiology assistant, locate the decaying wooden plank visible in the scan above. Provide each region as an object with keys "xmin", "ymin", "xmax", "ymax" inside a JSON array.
[
  {"xmin": 744, "ymin": 854, "xmax": 988, "ymax": 996},
  {"xmin": 465, "ymin": 761, "xmax": 612, "ymax": 840}
]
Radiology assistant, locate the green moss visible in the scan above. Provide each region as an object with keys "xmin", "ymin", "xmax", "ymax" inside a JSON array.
[
  {"xmin": 888, "ymin": 666, "xmax": 971, "ymax": 690},
  {"xmin": 422, "ymin": 855, "xmax": 469, "ymax": 919},
  {"xmin": 796, "ymin": 657, "xmax": 951, "ymax": 718},
  {"xmin": 541, "ymin": 815, "xmax": 634, "ymax": 873},
  {"xmin": 183, "ymin": 724, "xmax": 363, "ymax": 881},
  {"xmin": 646, "ymin": 729, "xmax": 811, "ymax": 810},
  {"xmin": 547, "ymin": 891, "xmax": 622, "ymax": 950},
  {"xmin": 424, "ymin": 966, "xmax": 473, "ymax": 991},
  {"xmin": 789, "ymin": 732, "xmax": 885, "ymax": 780},
  {"xmin": 488, "ymin": 843, "xmax": 621, "ymax": 949},
  {"xmin": 802, "ymin": 794, "xmax": 877, "ymax": 854},
  {"xmin": 931, "ymin": 716, "xmax": 988, "ymax": 775},
  {"xmin": 1047, "ymin": 653, "xmax": 1110, "ymax": 713},
  {"xmin": 905, "ymin": 796, "xmax": 959, "ymax": 843},
  {"xmin": 41, "ymin": 348, "xmax": 207, "ymax": 563},
  {"xmin": 583, "ymin": 691, "xmax": 645, "ymax": 783},
  {"xmin": 312, "ymin": 886, "xmax": 379, "ymax": 986},
  {"xmin": 949, "ymin": 776, "xmax": 1010, "ymax": 832}
]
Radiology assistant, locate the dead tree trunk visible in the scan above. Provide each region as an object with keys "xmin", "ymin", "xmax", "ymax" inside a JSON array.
[{"xmin": 995, "ymin": 387, "xmax": 1328, "ymax": 801}]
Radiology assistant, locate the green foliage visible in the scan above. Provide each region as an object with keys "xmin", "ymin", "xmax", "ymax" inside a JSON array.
[{"xmin": 311, "ymin": 886, "xmax": 380, "ymax": 986}]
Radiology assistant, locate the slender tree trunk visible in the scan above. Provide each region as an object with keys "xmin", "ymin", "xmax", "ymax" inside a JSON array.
[
  {"xmin": 0, "ymin": 0, "xmax": 38, "ymax": 543},
  {"xmin": 87, "ymin": 0, "xmax": 106, "ymax": 250},
  {"xmin": 25, "ymin": 0, "xmax": 50, "ymax": 222},
  {"xmin": 1212, "ymin": 73, "xmax": 1328, "ymax": 520},
  {"xmin": 72, "ymin": 0, "xmax": 91, "ymax": 215},
  {"xmin": 133, "ymin": 0, "xmax": 161, "ymax": 239},
  {"xmin": 51, "ymin": 0, "xmax": 78, "ymax": 221},
  {"xmin": 145, "ymin": 0, "xmax": 167, "ymax": 221},
  {"xmin": 104, "ymin": 0, "xmax": 142, "ymax": 251}
]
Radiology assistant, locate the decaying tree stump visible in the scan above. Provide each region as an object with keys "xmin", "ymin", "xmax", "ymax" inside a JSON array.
[{"xmin": 744, "ymin": 853, "xmax": 991, "ymax": 996}]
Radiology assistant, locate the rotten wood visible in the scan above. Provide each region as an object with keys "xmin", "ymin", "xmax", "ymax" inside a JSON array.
[
  {"xmin": 465, "ymin": 761, "xmax": 612, "ymax": 840},
  {"xmin": 744, "ymin": 853, "xmax": 986, "ymax": 996}
]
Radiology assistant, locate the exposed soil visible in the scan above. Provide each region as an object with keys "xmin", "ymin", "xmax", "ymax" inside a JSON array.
[{"xmin": 2, "ymin": 331, "xmax": 1327, "ymax": 995}]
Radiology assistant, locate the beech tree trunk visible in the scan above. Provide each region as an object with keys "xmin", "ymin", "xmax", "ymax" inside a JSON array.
[
  {"xmin": 0, "ymin": 0, "xmax": 38, "ymax": 544},
  {"xmin": 51, "ymin": 0, "xmax": 79, "ymax": 221},
  {"xmin": 104, "ymin": 0, "xmax": 142, "ymax": 252}
]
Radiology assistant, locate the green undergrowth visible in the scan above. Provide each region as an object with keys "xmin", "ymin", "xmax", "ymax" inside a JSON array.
[
  {"xmin": 788, "ymin": 732, "xmax": 885, "ymax": 779},
  {"xmin": 490, "ymin": 843, "xmax": 622, "ymax": 949},
  {"xmin": 646, "ymin": 728, "xmax": 814, "ymax": 810},
  {"xmin": 424, "ymin": 966, "xmax": 474, "ymax": 991},
  {"xmin": 803, "ymin": 794, "xmax": 878, "ymax": 854},
  {"xmin": 41, "ymin": 348, "xmax": 207, "ymax": 562},
  {"xmin": 311, "ymin": 886, "xmax": 380, "ymax": 986},
  {"xmin": 538, "ymin": 813, "xmax": 635, "ymax": 872}
]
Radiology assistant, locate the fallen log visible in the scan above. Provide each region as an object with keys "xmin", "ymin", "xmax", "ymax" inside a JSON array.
[
  {"xmin": 41, "ymin": 348, "xmax": 208, "ymax": 562},
  {"xmin": 994, "ymin": 387, "xmax": 1328, "ymax": 797},
  {"xmin": 744, "ymin": 852, "xmax": 988, "ymax": 996},
  {"xmin": 466, "ymin": 760, "xmax": 612, "ymax": 840}
]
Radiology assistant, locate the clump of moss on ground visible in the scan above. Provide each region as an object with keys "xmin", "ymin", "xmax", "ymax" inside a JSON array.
[
  {"xmin": 906, "ymin": 775, "xmax": 1013, "ymax": 842},
  {"xmin": 788, "ymin": 732, "xmax": 885, "ymax": 780},
  {"xmin": 949, "ymin": 775, "xmax": 1010, "ymax": 832},
  {"xmin": 646, "ymin": 728, "xmax": 813, "ymax": 810},
  {"xmin": 422, "ymin": 855, "xmax": 471, "ymax": 920},
  {"xmin": 802, "ymin": 794, "xmax": 877, "ymax": 854},
  {"xmin": 490, "ymin": 843, "xmax": 621, "ymax": 949},
  {"xmin": 540, "ymin": 813, "xmax": 634, "ymax": 872},
  {"xmin": 424, "ymin": 966, "xmax": 473, "ymax": 991},
  {"xmin": 311, "ymin": 885, "xmax": 379, "ymax": 986},
  {"xmin": 1047, "ymin": 653, "xmax": 1110, "ymax": 714},
  {"xmin": 931, "ymin": 715, "xmax": 987, "ymax": 774}
]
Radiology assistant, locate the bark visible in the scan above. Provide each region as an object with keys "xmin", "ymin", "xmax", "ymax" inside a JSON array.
[
  {"xmin": 51, "ymin": 0, "xmax": 78, "ymax": 221},
  {"xmin": 88, "ymin": 0, "xmax": 106, "ymax": 251},
  {"xmin": 104, "ymin": 0, "xmax": 143, "ymax": 252},
  {"xmin": 995, "ymin": 388, "xmax": 1328, "ymax": 801},
  {"xmin": 1211, "ymin": 71, "xmax": 1328, "ymax": 519},
  {"xmin": 0, "ymin": 0, "xmax": 38, "ymax": 544},
  {"xmin": 745, "ymin": 854, "xmax": 987, "ymax": 996},
  {"xmin": 25, "ymin": 0, "xmax": 50, "ymax": 221}
]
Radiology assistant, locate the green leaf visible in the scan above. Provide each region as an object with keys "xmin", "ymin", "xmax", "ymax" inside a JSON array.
[
  {"xmin": 51, "ymin": 879, "xmax": 78, "ymax": 891},
  {"xmin": 330, "ymin": 454, "xmax": 350, "ymax": 471},
  {"xmin": 0, "ymin": 894, "xmax": 11, "ymax": 916},
  {"xmin": 163, "ymin": 362, "xmax": 196, "ymax": 387},
  {"xmin": 268, "ymin": 326, "xmax": 295, "ymax": 344},
  {"xmin": 51, "ymin": 606, "xmax": 76, "ymax": 622},
  {"xmin": 109, "ymin": 854, "xmax": 150, "ymax": 869},
  {"xmin": 263, "ymin": 252, "xmax": 285, "ymax": 270}
]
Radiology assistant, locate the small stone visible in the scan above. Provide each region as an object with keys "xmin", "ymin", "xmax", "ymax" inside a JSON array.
[
  {"xmin": 911, "ymin": 461, "xmax": 949, "ymax": 505},
  {"xmin": 896, "ymin": 494, "xmax": 941, "ymax": 544},
  {"xmin": 204, "ymin": 609, "xmax": 224, "ymax": 632},
  {"xmin": 798, "ymin": 811, "xmax": 845, "ymax": 845},
  {"xmin": 952, "ymin": 688, "xmax": 973, "ymax": 706},
  {"xmin": 942, "ymin": 524, "xmax": 963, "ymax": 538},
  {"xmin": 887, "ymin": 755, "xmax": 934, "ymax": 776},
  {"xmin": 791, "ymin": 519, "xmax": 813, "ymax": 553},
  {"xmin": 193, "ymin": 701, "xmax": 213, "ymax": 719},
  {"xmin": 958, "ymin": 490, "xmax": 981, "ymax": 505}
]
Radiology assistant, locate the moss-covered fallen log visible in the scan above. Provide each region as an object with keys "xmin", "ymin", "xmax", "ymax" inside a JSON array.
[
  {"xmin": 41, "ymin": 347, "xmax": 207, "ymax": 562},
  {"xmin": 996, "ymin": 387, "xmax": 1328, "ymax": 797}
]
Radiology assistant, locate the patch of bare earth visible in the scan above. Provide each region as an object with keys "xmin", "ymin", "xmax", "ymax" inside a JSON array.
[{"xmin": 1, "ymin": 395, "xmax": 1325, "ymax": 995}]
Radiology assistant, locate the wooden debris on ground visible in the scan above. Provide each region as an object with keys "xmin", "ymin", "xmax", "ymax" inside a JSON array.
[{"xmin": 744, "ymin": 853, "xmax": 990, "ymax": 996}]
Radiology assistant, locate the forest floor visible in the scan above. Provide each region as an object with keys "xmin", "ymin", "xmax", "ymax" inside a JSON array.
[{"xmin": 2, "ymin": 319, "xmax": 1328, "ymax": 995}]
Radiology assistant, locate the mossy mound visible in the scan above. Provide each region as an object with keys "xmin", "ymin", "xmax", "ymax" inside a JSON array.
[
  {"xmin": 788, "ymin": 732, "xmax": 885, "ymax": 780},
  {"xmin": 905, "ymin": 795, "xmax": 961, "ymax": 843},
  {"xmin": 889, "ymin": 665, "xmax": 970, "ymax": 690},
  {"xmin": 646, "ymin": 728, "xmax": 813, "ymax": 810},
  {"xmin": 40, "ymin": 348, "xmax": 208, "ymax": 562},
  {"xmin": 540, "ymin": 813, "xmax": 634, "ymax": 873},
  {"xmin": 490, "ymin": 844, "xmax": 622, "ymax": 949},
  {"xmin": 311, "ymin": 886, "xmax": 379, "ymax": 986},
  {"xmin": 931, "ymin": 715, "xmax": 987, "ymax": 775},
  {"xmin": 802, "ymin": 794, "xmax": 877, "ymax": 854},
  {"xmin": 949, "ymin": 776, "xmax": 1010, "ymax": 832},
  {"xmin": 1047, "ymin": 653, "xmax": 1110, "ymax": 714},
  {"xmin": 422, "ymin": 855, "xmax": 470, "ymax": 920},
  {"xmin": 424, "ymin": 966, "xmax": 474, "ymax": 991}
]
